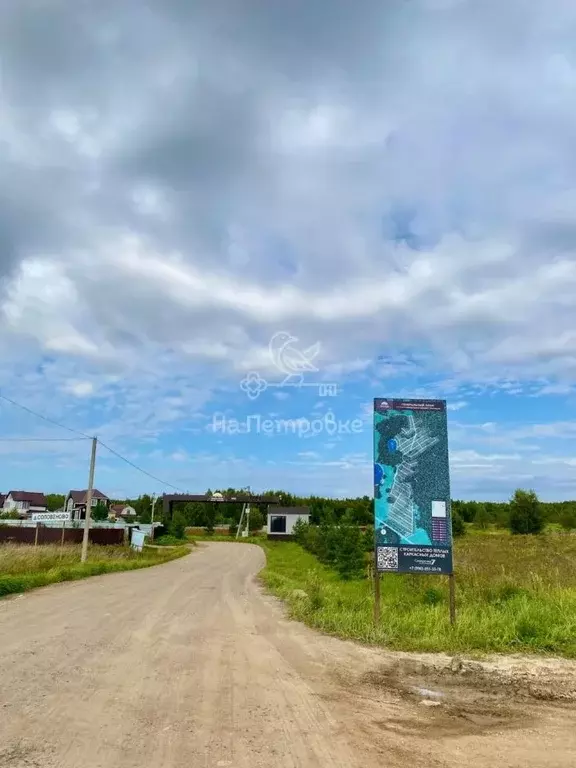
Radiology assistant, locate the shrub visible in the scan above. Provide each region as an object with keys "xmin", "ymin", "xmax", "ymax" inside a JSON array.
[
  {"xmin": 248, "ymin": 509, "xmax": 264, "ymax": 532},
  {"xmin": 334, "ymin": 523, "xmax": 365, "ymax": 580},
  {"xmin": 92, "ymin": 501, "xmax": 109, "ymax": 521},
  {"xmin": 154, "ymin": 534, "xmax": 187, "ymax": 546},
  {"xmin": 292, "ymin": 518, "xmax": 309, "ymax": 544},
  {"xmin": 451, "ymin": 509, "xmax": 466, "ymax": 537},
  {"xmin": 560, "ymin": 508, "xmax": 576, "ymax": 531},
  {"xmin": 362, "ymin": 527, "xmax": 375, "ymax": 552},
  {"xmin": 509, "ymin": 489, "xmax": 544, "ymax": 535},
  {"xmin": 473, "ymin": 504, "xmax": 491, "ymax": 530},
  {"xmin": 169, "ymin": 510, "xmax": 187, "ymax": 540}
]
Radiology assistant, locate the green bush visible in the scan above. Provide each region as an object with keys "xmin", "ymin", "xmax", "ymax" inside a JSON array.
[
  {"xmin": 473, "ymin": 504, "xmax": 491, "ymax": 530},
  {"xmin": 248, "ymin": 509, "xmax": 264, "ymax": 532},
  {"xmin": 362, "ymin": 527, "xmax": 375, "ymax": 552},
  {"xmin": 560, "ymin": 508, "xmax": 576, "ymax": 531},
  {"xmin": 451, "ymin": 509, "xmax": 466, "ymax": 537},
  {"xmin": 92, "ymin": 501, "xmax": 109, "ymax": 521},
  {"xmin": 154, "ymin": 534, "xmax": 187, "ymax": 546},
  {"xmin": 333, "ymin": 522, "xmax": 365, "ymax": 580},
  {"xmin": 169, "ymin": 510, "xmax": 187, "ymax": 540},
  {"xmin": 292, "ymin": 518, "xmax": 309, "ymax": 544},
  {"xmin": 509, "ymin": 489, "xmax": 544, "ymax": 535},
  {"xmin": 292, "ymin": 518, "xmax": 366, "ymax": 580}
]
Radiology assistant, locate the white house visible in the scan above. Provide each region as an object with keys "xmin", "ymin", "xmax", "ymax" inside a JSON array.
[
  {"xmin": 2, "ymin": 491, "xmax": 47, "ymax": 517},
  {"xmin": 109, "ymin": 504, "xmax": 137, "ymax": 520},
  {"xmin": 266, "ymin": 506, "xmax": 310, "ymax": 539}
]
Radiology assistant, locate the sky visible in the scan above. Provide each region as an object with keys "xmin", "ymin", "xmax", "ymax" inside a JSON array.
[{"xmin": 1, "ymin": 0, "xmax": 576, "ymax": 501}]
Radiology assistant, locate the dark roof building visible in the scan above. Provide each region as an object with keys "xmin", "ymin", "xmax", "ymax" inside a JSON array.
[
  {"xmin": 7, "ymin": 491, "xmax": 47, "ymax": 507},
  {"xmin": 267, "ymin": 505, "xmax": 310, "ymax": 515},
  {"xmin": 67, "ymin": 489, "xmax": 109, "ymax": 505}
]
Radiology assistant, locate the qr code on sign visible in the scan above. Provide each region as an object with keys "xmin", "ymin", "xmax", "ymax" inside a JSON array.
[{"xmin": 377, "ymin": 546, "xmax": 399, "ymax": 571}]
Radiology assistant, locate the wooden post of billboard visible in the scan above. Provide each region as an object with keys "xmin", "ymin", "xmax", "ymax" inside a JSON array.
[
  {"xmin": 34, "ymin": 522, "xmax": 39, "ymax": 548},
  {"xmin": 373, "ymin": 551, "xmax": 381, "ymax": 625},
  {"xmin": 449, "ymin": 573, "xmax": 456, "ymax": 625}
]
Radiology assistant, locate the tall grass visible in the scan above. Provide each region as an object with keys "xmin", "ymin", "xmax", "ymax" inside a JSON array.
[
  {"xmin": 0, "ymin": 543, "xmax": 189, "ymax": 598},
  {"xmin": 259, "ymin": 534, "xmax": 576, "ymax": 658}
]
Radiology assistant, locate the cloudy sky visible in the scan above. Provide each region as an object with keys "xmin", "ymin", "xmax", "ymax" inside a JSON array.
[{"xmin": 1, "ymin": 0, "xmax": 576, "ymax": 501}]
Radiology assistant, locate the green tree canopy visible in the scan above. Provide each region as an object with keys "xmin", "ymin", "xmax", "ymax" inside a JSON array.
[{"xmin": 509, "ymin": 489, "xmax": 544, "ymax": 535}]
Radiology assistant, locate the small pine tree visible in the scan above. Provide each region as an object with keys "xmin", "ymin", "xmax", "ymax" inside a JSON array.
[
  {"xmin": 509, "ymin": 489, "xmax": 544, "ymax": 535},
  {"xmin": 292, "ymin": 518, "xmax": 309, "ymax": 545},
  {"xmin": 334, "ymin": 523, "xmax": 365, "ymax": 580},
  {"xmin": 459, "ymin": 502, "xmax": 476, "ymax": 523},
  {"xmin": 248, "ymin": 509, "xmax": 264, "ymax": 532},
  {"xmin": 205, "ymin": 507, "xmax": 216, "ymax": 536},
  {"xmin": 169, "ymin": 510, "xmax": 187, "ymax": 540},
  {"xmin": 451, "ymin": 509, "xmax": 466, "ymax": 537},
  {"xmin": 474, "ymin": 504, "xmax": 491, "ymax": 530}
]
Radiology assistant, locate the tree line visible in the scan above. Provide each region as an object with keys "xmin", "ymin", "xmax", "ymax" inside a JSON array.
[
  {"xmin": 452, "ymin": 492, "xmax": 576, "ymax": 534},
  {"xmin": 42, "ymin": 487, "xmax": 576, "ymax": 535}
]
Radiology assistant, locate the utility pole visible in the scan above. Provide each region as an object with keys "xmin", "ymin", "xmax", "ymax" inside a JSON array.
[
  {"xmin": 150, "ymin": 493, "xmax": 158, "ymax": 542},
  {"xmin": 81, "ymin": 437, "xmax": 97, "ymax": 563}
]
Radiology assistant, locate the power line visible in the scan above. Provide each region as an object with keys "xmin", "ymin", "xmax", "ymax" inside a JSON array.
[
  {"xmin": 96, "ymin": 439, "xmax": 185, "ymax": 492},
  {"xmin": 0, "ymin": 391, "xmax": 183, "ymax": 493},
  {"xmin": 0, "ymin": 437, "xmax": 88, "ymax": 442},
  {"xmin": 0, "ymin": 393, "xmax": 91, "ymax": 439}
]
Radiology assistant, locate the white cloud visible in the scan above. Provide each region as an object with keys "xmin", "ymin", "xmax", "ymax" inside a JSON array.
[
  {"xmin": 447, "ymin": 400, "xmax": 467, "ymax": 411},
  {"xmin": 63, "ymin": 380, "xmax": 95, "ymax": 398}
]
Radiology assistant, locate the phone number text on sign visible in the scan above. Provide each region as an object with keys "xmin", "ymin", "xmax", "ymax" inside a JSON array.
[{"xmin": 376, "ymin": 545, "xmax": 453, "ymax": 574}]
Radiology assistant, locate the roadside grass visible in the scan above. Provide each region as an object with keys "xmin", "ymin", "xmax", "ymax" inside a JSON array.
[
  {"xmin": 187, "ymin": 533, "xmax": 264, "ymax": 544},
  {"xmin": 153, "ymin": 534, "xmax": 190, "ymax": 546},
  {"xmin": 258, "ymin": 534, "xmax": 576, "ymax": 658},
  {"xmin": 0, "ymin": 543, "xmax": 189, "ymax": 598}
]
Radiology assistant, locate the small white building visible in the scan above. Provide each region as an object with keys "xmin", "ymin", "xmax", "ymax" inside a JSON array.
[{"xmin": 266, "ymin": 506, "xmax": 310, "ymax": 539}]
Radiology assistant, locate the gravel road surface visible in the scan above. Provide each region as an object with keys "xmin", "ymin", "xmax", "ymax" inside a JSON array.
[{"xmin": 0, "ymin": 542, "xmax": 574, "ymax": 768}]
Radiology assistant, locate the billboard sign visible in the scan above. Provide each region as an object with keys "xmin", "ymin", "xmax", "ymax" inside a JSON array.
[
  {"xmin": 31, "ymin": 511, "xmax": 72, "ymax": 523},
  {"xmin": 373, "ymin": 398, "xmax": 453, "ymax": 574}
]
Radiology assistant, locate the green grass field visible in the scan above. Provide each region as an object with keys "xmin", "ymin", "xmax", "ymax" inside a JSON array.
[
  {"xmin": 0, "ymin": 543, "xmax": 189, "ymax": 598},
  {"xmin": 259, "ymin": 533, "xmax": 576, "ymax": 658}
]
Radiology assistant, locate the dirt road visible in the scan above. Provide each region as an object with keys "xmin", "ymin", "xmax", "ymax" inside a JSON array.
[{"xmin": 0, "ymin": 543, "xmax": 575, "ymax": 768}]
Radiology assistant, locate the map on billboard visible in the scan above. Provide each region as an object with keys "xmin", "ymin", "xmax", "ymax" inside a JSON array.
[{"xmin": 373, "ymin": 398, "xmax": 453, "ymax": 574}]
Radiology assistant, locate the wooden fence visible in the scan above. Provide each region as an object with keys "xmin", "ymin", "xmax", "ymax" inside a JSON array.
[{"xmin": 0, "ymin": 526, "xmax": 125, "ymax": 546}]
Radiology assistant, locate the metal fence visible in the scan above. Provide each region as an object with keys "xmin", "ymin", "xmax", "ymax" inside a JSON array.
[{"xmin": 0, "ymin": 526, "xmax": 125, "ymax": 546}]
